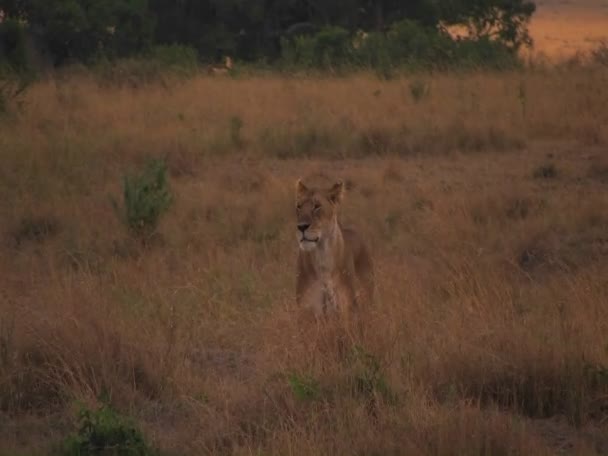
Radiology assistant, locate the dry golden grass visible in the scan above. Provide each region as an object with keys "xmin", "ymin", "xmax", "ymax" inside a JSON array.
[{"xmin": 1, "ymin": 68, "xmax": 608, "ymax": 455}]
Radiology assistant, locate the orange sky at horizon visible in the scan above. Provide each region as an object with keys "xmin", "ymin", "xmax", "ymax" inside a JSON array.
[{"xmin": 527, "ymin": 0, "xmax": 608, "ymax": 58}]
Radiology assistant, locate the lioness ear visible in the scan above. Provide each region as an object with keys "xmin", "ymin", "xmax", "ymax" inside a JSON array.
[
  {"xmin": 295, "ymin": 179, "xmax": 308, "ymax": 198},
  {"xmin": 327, "ymin": 180, "xmax": 344, "ymax": 204}
]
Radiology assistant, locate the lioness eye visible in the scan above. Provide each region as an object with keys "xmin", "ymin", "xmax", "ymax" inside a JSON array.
[
  {"xmin": 313, "ymin": 203, "xmax": 321, "ymax": 212},
  {"xmin": 296, "ymin": 204, "xmax": 302, "ymax": 210}
]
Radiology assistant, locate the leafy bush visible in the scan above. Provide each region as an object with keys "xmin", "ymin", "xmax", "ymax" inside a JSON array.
[
  {"xmin": 147, "ymin": 44, "xmax": 199, "ymax": 73},
  {"xmin": 0, "ymin": 18, "xmax": 28, "ymax": 72},
  {"xmin": 280, "ymin": 20, "xmax": 521, "ymax": 72},
  {"xmin": 355, "ymin": 32, "xmax": 392, "ymax": 76},
  {"xmin": 281, "ymin": 26, "xmax": 352, "ymax": 70},
  {"xmin": 386, "ymin": 20, "xmax": 451, "ymax": 67},
  {"xmin": 288, "ymin": 372, "xmax": 321, "ymax": 402},
  {"xmin": 6, "ymin": 1, "xmax": 154, "ymax": 65},
  {"xmin": 114, "ymin": 159, "xmax": 172, "ymax": 240},
  {"xmin": 60, "ymin": 403, "xmax": 157, "ymax": 456},
  {"xmin": 92, "ymin": 45, "xmax": 199, "ymax": 87},
  {"xmin": 453, "ymin": 36, "xmax": 520, "ymax": 70},
  {"xmin": 313, "ymin": 26, "xmax": 352, "ymax": 69}
]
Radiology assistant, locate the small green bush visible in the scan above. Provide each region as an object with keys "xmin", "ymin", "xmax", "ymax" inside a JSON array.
[
  {"xmin": 60, "ymin": 403, "xmax": 157, "ymax": 456},
  {"xmin": 288, "ymin": 372, "xmax": 321, "ymax": 402},
  {"xmin": 114, "ymin": 158, "xmax": 172, "ymax": 240}
]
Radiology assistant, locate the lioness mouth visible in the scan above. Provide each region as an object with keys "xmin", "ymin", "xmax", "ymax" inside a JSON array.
[{"xmin": 301, "ymin": 237, "xmax": 319, "ymax": 243}]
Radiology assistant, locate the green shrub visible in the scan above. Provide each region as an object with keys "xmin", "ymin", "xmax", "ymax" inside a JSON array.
[
  {"xmin": 281, "ymin": 26, "xmax": 352, "ymax": 70},
  {"xmin": 114, "ymin": 158, "xmax": 172, "ymax": 241},
  {"xmin": 0, "ymin": 19, "xmax": 28, "ymax": 72},
  {"xmin": 91, "ymin": 45, "xmax": 199, "ymax": 87},
  {"xmin": 355, "ymin": 32, "xmax": 392, "ymax": 77},
  {"xmin": 313, "ymin": 26, "xmax": 352, "ymax": 69},
  {"xmin": 453, "ymin": 36, "xmax": 520, "ymax": 70},
  {"xmin": 147, "ymin": 44, "xmax": 199, "ymax": 73},
  {"xmin": 386, "ymin": 20, "xmax": 449, "ymax": 67},
  {"xmin": 60, "ymin": 403, "xmax": 157, "ymax": 456},
  {"xmin": 287, "ymin": 372, "xmax": 321, "ymax": 402}
]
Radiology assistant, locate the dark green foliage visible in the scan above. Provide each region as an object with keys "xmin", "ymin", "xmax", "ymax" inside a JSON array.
[
  {"xmin": 281, "ymin": 26, "xmax": 353, "ymax": 70},
  {"xmin": 147, "ymin": 44, "xmax": 198, "ymax": 72},
  {"xmin": 114, "ymin": 158, "xmax": 172, "ymax": 240},
  {"xmin": 1, "ymin": 0, "xmax": 154, "ymax": 65},
  {"xmin": 281, "ymin": 19, "xmax": 520, "ymax": 71},
  {"xmin": 60, "ymin": 403, "xmax": 157, "ymax": 456},
  {"xmin": 287, "ymin": 372, "xmax": 321, "ymax": 402},
  {"xmin": 386, "ymin": 19, "xmax": 450, "ymax": 65},
  {"xmin": 0, "ymin": 18, "xmax": 28, "ymax": 71},
  {"xmin": 0, "ymin": 0, "xmax": 535, "ymax": 69}
]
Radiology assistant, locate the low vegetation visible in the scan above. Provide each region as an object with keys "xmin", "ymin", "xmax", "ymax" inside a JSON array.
[{"xmin": 59, "ymin": 402, "xmax": 158, "ymax": 456}]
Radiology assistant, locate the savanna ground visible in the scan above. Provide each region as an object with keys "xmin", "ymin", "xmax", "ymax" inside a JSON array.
[
  {"xmin": 1, "ymin": 65, "xmax": 608, "ymax": 455},
  {"xmin": 5, "ymin": 10, "xmax": 608, "ymax": 456}
]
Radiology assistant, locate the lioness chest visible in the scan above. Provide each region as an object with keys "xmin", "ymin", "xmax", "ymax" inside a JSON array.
[
  {"xmin": 301, "ymin": 277, "xmax": 350, "ymax": 317},
  {"xmin": 299, "ymin": 248, "xmax": 354, "ymax": 317}
]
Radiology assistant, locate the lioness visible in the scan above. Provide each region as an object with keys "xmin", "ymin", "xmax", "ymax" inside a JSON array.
[{"xmin": 294, "ymin": 179, "xmax": 374, "ymax": 320}]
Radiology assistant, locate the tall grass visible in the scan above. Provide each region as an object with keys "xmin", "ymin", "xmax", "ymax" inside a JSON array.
[{"xmin": 1, "ymin": 67, "xmax": 608, "ymax": 455}]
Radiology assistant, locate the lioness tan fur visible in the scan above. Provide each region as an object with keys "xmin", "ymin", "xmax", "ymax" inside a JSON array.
[{"xmin": 294, "ymin": 179, "xmax": 374, "ymax": 321}]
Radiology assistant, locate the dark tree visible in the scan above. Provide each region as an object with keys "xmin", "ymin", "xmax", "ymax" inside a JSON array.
[
  {"xmin": 438, "ymin": 0, "xmax": 536, "ymax": 49},
  {"xmin": 0, "ymin": 0, "xmax": 154, "ymax": 64},
  {"xmin": 0, "ymin": 0, "xmax": 536, "ymax": 64}
]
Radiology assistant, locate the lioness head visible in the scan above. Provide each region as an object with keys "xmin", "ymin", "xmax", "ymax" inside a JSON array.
[{"xmin": 295, "ymin": 179, "xmax": 344, "ymax": 252}]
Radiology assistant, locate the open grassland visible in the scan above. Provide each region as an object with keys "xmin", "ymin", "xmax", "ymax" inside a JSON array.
[{"xmin": 1, "ymin": 68, "xmax": 608, "ymax": 455}]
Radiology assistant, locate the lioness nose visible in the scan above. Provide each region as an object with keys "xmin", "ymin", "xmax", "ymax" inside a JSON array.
[{"xmin": 297, "ymin": 223, "xmax": 310, "ymax": 233}]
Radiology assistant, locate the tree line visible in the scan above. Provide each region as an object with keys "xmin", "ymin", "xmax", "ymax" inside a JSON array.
[{"xmin": 0, "ymin": 0, "xmax": 535, "ymax": 70}]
